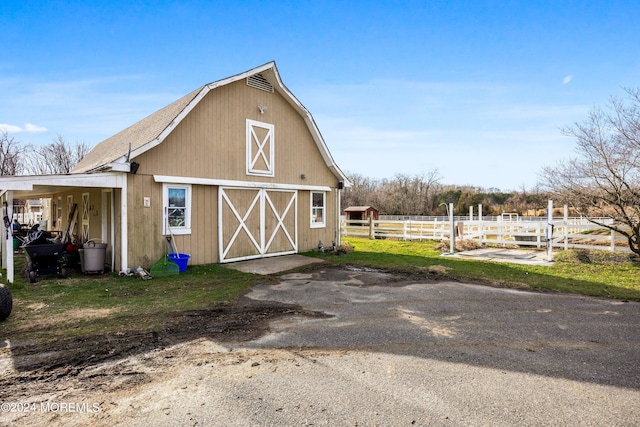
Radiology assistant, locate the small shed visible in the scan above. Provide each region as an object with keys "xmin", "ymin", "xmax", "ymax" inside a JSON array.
[{"xmin": 344, "ymin": 206, "xmax": 379, "ymax": 226}]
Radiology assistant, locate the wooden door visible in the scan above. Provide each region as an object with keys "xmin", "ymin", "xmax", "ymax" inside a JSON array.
[{"xmin": 219, "ymin": 187, "xmax": 297, "ymax": 262}]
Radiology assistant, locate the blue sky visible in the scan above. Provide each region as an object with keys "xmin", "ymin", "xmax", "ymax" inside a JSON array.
[{"xmin": 1, "ymin": 1, "xmax": 638, "ymax": 190}]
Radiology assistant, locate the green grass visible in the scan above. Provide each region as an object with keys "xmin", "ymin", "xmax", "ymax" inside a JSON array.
[
  {"xmin": 309, "ymin": 237, "xmax": 640, "ymax": 301},
  {"xmin": 2, "ymin": 238, "xmax": 638, "ymax": 346},
  {"xmin": 1, "ymin": 260, "xmax": 262, "ymax": 344}
]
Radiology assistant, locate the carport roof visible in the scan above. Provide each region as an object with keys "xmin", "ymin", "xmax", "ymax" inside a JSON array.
[{"xmin": 0, "ymin": 172, "xmax": 126, "ymax": 198}]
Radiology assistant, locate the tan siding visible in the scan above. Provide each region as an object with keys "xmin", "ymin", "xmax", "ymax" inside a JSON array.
[
  {"xmin": 298, "ymin": 190, "xmax": 339, "ymax": 253},
  {"xmin": 126, "ymin": 174, "xmax": 161, "ymax": 268},
  {"xmin": 125, "ymin": 174, "xmax": 220, "ymax": 268},
  {"xmin": 127, "ymin": 78, "xmax": 341, "ymax": 266},
  {"xmin": 191, "ymin": 184, "xmax": 218, "ymax": 264},
  {"xmin": 134, "ymin": 80, "xmax": 338, "ymax": 187}
]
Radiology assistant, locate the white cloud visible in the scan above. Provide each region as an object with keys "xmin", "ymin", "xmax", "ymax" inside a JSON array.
[
  {"xmin": 0, "ymin": 124, "xmax": 23, "ymax": 133},
  {"xmin": 24, "ymin": 123, "xmax": 48, "ymax": 133},
  {"xmin": 0, "ymin": 74, "xmax": 179, "ymax": 146},
  {"xmin": 0, "ymin": 123, "xmax": 48, "ymax": 133},
  {"xmin": 563, "ymin": 75, "xmax": 574, "ymax": 85}
]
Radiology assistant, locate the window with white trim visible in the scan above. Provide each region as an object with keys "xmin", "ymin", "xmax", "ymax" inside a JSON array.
[
  {"xmin": 163, "ymin": 184, "xmax": 192, "ymax": 235},
  {"xmin": 246, "ymin": 119, "xmax": 275, "ymax": 176},
  {"xmin": 310, "ymin": 191, "xmax": 326, "ymax": 228}
]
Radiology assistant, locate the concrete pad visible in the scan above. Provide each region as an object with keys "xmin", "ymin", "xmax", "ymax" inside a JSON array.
[
  {"xmin": 223, "ymin": 254, "xmax": 325, "ymax": 275},
  {"xmin": 454, "ymin": 248, "xmax": 554, "ymax": 265}
]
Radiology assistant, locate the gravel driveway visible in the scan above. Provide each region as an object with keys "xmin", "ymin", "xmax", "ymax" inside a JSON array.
[{"xmin": 4, "ymin": 265, "xmax": 640, "ymax": 426}]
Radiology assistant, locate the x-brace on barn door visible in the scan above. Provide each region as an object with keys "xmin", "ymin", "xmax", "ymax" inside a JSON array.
[{"xmin": 219, "ymin": 187, "xmax": 297, "ymax": 263}]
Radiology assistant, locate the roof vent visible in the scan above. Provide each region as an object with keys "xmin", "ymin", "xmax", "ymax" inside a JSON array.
[{"xmin": 247, "ymin": 74, "xmax": 273, "ymax": 93}]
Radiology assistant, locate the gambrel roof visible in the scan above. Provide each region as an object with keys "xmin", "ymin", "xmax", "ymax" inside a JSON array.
[{"xmin": 72, "ymin": 62, "xmax": 349, "ymax": 184}]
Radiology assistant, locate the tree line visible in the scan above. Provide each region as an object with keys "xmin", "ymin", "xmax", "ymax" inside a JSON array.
[
  {"xmin": 342, "ymin": 170, "xmax": 550, "ymax": 217},
  {"xmin": 0, "ymin": 131, "xmax": 90, "ymax": 176}
]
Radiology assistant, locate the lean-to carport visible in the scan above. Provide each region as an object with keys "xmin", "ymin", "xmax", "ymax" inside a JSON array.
[{"xmin": 0, "ymin": 172, "xmax": 127, "ymax": 283}]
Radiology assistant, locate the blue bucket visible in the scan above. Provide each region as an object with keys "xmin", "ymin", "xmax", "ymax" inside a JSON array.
[{"xmin": 168, "ymin": 253, "xmax": 191, "ymax": 272}]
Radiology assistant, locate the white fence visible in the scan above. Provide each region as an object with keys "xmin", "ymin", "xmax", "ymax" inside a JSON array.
[
  {"xmin": 341, "ymin": 216, "xmax": 632, "ymax": 253},
  {"xmin": 13, "ymin": 212, "xmax": 42, "ymax": 226}
]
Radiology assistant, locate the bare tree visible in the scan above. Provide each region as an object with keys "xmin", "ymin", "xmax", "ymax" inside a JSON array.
[
  {"xmin": 0, "ymin": 130, "xmax": 26, "ymax": 175},
  {"xmin": 541, "ymin": 88, "xmax": 640, "ymax": 255},
  {"xmin": 415, "ymin": 170, "xmax": 442, "ymax": 214},
  {"xmin": 375, "ymin": 171, "xmax": 442, "ymax": 215},
  {"xmin": 25, "ymin": 135, "xmax": 91, "ymax": 175},
  {"xmin": 342, "ymin": 172, "xmax": 380, "ymax": 209}
]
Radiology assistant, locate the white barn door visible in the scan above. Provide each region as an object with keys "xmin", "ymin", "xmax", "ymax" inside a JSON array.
[{"xmin": 219, "ymin": 187, "xmax": 297, "ymax": 263}]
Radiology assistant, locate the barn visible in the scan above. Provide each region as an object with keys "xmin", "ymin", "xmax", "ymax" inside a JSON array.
[{"xmin": 0, "ymin": 62, "xmax": 349, "ymax": 282}]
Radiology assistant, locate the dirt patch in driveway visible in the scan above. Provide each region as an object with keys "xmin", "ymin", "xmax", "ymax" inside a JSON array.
[{"xmin": 0, "ymin": 296, "xmax": 329, "ymax": 402}]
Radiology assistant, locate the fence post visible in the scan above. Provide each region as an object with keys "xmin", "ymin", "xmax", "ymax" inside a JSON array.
[
  {"xmin": 369, "ymin": 216, "xmax": 374, "ymax": 239},
  {"xmin": 478, "ymin": 205, "xmax": 484, "ymax": 244},
  {"xmin": 611, "ymin": 229, "xmax": 616, "ymax": 252},
  {"xmin": 449, "ymin": 203, "xmax": 455, "ymax": 254},
  {"xmin": 546, "ymin": 200, "xmax": 554, "ymax": 262}
]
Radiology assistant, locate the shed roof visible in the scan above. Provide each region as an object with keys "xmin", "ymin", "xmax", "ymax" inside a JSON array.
[
  {"xmin": 344, "ymin": 206, "xmax": 378, "ymax": 212},
  {"xmin": 72, "ymin": 62, "xmax": 349, "ymax": 186}
]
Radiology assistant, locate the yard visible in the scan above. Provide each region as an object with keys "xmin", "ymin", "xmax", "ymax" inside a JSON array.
[{"xmin": 320, "ymin": 237, "xmax": 640, "ymax": 300}]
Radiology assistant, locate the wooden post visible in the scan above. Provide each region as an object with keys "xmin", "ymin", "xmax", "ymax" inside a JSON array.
[
  {"xmin": 611, "ymin": 229, "xmax": 616, "ymax": 252},
  {"xmin": 478, "ymin": 204, "xmax": 483, "ymax": 245},
  {"xmin": 369, "ymin": 215, "xmax": 374, "ymax": 239},
  {"xmin": 449, "ymin": 203, "xmax": 455, "ymax": 254},
  {"xmin": 546, "ymin": 200, "xmax": 553, "ymax": 262},
  {"xmin": 564, "ymin": 204, "xmax": 568, "ymax": 251}
]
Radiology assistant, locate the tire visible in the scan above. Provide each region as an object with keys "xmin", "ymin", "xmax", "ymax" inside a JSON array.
[
  {"xmin": 0, "ymin": 284, "xmax": 12, "ymax": 321},
  {"xmin": 29, "ymin": 270, "xmax": 37, "ymax": 283}
]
